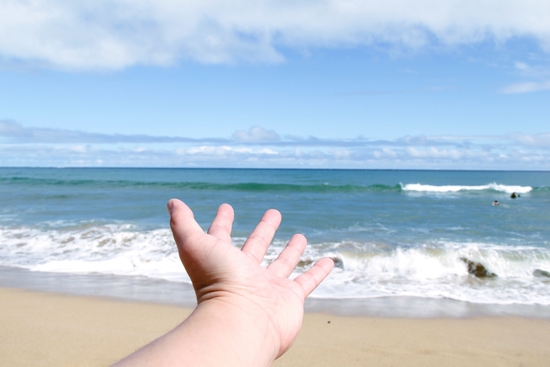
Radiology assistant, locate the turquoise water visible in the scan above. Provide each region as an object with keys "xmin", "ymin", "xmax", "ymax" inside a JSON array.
[{"xmin": 1, "ymin": 168, "xmax": 549, "ymax": 305}]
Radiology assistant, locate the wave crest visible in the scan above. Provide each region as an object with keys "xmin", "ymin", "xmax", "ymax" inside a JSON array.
[{"xmin": 402, "ymin": 183, "xmax": 532, "ymax": 194}]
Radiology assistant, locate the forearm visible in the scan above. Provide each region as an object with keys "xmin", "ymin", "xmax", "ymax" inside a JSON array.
[{"xmin": 112, "ymin": 300, "xmax": 279, "ymax": 367}]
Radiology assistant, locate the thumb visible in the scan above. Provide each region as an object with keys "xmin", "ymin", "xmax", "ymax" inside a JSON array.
[{"xmin": 168, "ymin": 199, "xmax": 205, "ymax": 253}]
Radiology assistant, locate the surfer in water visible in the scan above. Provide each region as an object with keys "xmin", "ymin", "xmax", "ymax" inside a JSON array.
[{"xmin": 493, "ymin": 200, "xmax": 500, "ymax": 206}]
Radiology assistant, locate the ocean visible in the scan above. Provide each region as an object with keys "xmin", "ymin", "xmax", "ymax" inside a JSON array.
[{"xmin": 1, "ymin": 167, "xmax": 549, "ymax": 316}]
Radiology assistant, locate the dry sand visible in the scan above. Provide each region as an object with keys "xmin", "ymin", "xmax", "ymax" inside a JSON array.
[{"xmin": 1, "ymin": 287, "xmax": 549, "ymax": 367}]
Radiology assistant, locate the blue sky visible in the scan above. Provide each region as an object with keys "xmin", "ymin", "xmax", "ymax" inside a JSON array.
[{"xmin": 1, "ymin": 0, "xmax": 549, "ymax": 169}]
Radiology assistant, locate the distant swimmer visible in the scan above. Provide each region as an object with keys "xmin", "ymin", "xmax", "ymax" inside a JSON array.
[
  {"xmin": 493, "ymin": 200, "xmax": 500, "ymax": 206},
  {"xmin": 510, "ymin": 192, "xmax": 517, "ymax": 199}
]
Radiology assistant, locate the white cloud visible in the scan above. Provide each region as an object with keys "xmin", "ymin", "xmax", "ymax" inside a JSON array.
[
  {"xmin": 499, "ymin": 80, "xmax": 550, "ymax": 94},
  {"xmin": 405, "ymin": 146, "xmax": 478, "ymax": 160},
  {"xmin": 510, "ymin": 133, "xmax": 550, "ymax": 147},
  {"xmin": 2, "ymin": 1, "xmax": 550, "ymax": 70},
  {"xmin": 183, "ymin": 145, "xmax": 278, "ymax": 156},
  {"xmin": 67, "ymin": 145, "xmax": 89, "ymax": 153},
  {"xmin": 515, "ymin": 61, "xmax": 529, "ymax": 71},
  {"xmin": 373, "ymin": 147, "xmax": 398, "ymax": 158},
  {"xmin": 499, "ymin": 58, "xmax": 550, "ymax": 94},
  {"xmin": 232, "ymin": 126, "xmax": 280, "ymax": 143}
]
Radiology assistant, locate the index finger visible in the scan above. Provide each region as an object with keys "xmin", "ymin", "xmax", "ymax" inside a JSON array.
[{"xmin": 207, "ymin": 203, "xmax": 234, "ymax": 244}]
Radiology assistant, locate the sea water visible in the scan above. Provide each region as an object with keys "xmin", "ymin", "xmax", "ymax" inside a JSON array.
[{"xmin": 1, "ymin": 168, "xmax": 549, "ymax": 310}]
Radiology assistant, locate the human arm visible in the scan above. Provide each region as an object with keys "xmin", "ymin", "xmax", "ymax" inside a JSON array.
[{"xmin": 112, "ymin": 199, "xmax": 334, "ymax": 367}]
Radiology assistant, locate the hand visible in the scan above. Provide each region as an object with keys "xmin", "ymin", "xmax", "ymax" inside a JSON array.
[
  {"xmin": 169, "ymin": 199, "xmax": 334, "ymax": 360},
  {"xmin": 113, "ymin": 199, "xmax": 333, "ymax": 367}
]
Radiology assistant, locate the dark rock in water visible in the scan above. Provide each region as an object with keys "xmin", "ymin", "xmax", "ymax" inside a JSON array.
[
  {"xmin": 460, "ymin": 257, "xmax": 497, "ymax": 278},
  {"xmin": 297, "ymin": 257, "xmax": 344, "ymax": 270},
  {"xmin": 331, "ymin": 257, "xmax": 344, "ymax": 269},
  {"xmin": 297, "ymin": 259, "xmax": 313, "ymax": 268},
  {"xmin": 533, "ymin": 269, "xmax": 550, "ymax": 278}
]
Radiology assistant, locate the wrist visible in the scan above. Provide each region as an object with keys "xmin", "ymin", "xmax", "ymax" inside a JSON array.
[{"xmin": 189, "ymin": 297, "xmax": 281, "ymax": 366}]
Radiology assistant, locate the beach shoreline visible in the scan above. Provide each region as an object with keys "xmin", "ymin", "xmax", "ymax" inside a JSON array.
[
  {"xmin": 2, "ymin": 286, "xmax": 550, "ymax": 367},
  {"xmin": 2, "ymin": 265, "xmax": 550, "ymax": 319}
]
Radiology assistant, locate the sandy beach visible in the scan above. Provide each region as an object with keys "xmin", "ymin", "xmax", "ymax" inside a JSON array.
[{"xmin": 1, "ymin": 287, "xmax": 549, "ymax": 367}]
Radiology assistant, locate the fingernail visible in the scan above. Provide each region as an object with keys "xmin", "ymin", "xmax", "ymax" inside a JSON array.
[{"xmin": 167, "ymin": 200, "xmax": 174, "ymax": 215}]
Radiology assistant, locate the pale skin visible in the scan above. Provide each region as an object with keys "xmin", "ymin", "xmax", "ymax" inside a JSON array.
[{"xmin": 113, "ymin": 199, "xmax": 334, "ymax": 367}]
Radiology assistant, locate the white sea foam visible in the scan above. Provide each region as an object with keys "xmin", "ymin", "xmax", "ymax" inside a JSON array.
[
  {"xmin": 402, "ymin": 183, "xmax": 532, "ymax": 194},
  {"xmin": 1, "ymin": 225, "xmax": 549, "ymax": 305},
  {"xmin": 0, "ymin": 225, "xmax": 190, "ymax": 283},
  {"xmin": 308, "ymin": 242, "xmax": 550, "ymax": 304}
]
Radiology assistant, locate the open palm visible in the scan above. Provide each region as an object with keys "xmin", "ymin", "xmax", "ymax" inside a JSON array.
[{"xmin": 169, "ymin": 199, "xmax": 334, "ymax": 358}]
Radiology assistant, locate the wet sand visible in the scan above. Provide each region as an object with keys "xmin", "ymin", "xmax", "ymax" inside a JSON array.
[{"xmin": 1, "ymin": 287, "xmax": 549, "ymax": 367}]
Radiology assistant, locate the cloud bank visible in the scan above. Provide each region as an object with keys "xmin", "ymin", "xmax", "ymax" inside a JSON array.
[
  {"xmin": 1, "ymin": 122, "xmax": 549, "ymax": 170},
  {"xmin": 2, "ymin": 0, "xmax": 550, "ymax": 70}
]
